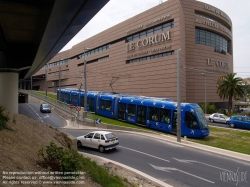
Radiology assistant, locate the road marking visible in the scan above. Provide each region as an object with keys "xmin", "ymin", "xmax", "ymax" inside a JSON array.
[
  {"xmin": 27, "ymin": 104, "xmax": 43, "ymax": 123},
  {"xmin": 173, "ymin": 158, "xmax": 231, "ymax": 172},
  {"xmin": 118, "ymin": 145, "xmax": 169, "ymax": 162},
  {"xmin": 44, "ymin": 114, "xmax": 50, "ymax": 118},
  {"xmin": 150, "ymin": 164, "xmax": 215, "ymax": 184}
]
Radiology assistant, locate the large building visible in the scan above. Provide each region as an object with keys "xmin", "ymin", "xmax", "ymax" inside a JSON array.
[{"xmin": 30, "ymin": 0, "xmax": 233, "ymax": 106}]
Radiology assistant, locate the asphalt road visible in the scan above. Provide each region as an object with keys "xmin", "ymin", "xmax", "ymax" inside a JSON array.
[
  {"xmin": 18, "ymin": 103, "xmax": 66, "ymax": 128},
  {"xmin": 19, "ymin": 103, "xmax": 250, "ymax": 187}
]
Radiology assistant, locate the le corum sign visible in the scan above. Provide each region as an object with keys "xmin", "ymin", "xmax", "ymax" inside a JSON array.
[{"xmin": 126, "ymin": 31, "xmax": 171, "ymax": 52}]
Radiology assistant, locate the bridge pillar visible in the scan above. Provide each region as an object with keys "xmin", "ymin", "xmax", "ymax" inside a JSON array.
[{"xmin": 0, "ymin": 72, "xmax": 18, "ymax": 114}]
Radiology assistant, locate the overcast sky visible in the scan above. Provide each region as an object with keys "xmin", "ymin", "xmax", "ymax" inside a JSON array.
[{"xmin": 61, "ymin": 0, "xmax": 250, "ymax": 78}]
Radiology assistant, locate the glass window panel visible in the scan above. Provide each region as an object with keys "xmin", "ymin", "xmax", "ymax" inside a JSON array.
[
  {"xmin": 147, "ymin": 29, "xmax": 153, "ymax": 36},
  {"xmin": 163, "ymin": 22, "xmax": 171, "ymax": 27},
  {"xmin": 154, "ymin": 26, "xmax": 162, "ymax": 33},
  {"xmin": 140, "ymin": 31, "xmax": 146, "ymax": 38},
  {"xmin": 128, "ymin": 104, "xmax": 136, "ymax": 116},
  {"xmin": 133, "ymin": 34, "xmax": 139, "ymax": 40},
  {"xmin": 127, "ymin": 36, "xmax": 132, "ymax": 42}
]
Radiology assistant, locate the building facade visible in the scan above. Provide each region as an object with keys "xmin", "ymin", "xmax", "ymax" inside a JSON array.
[{"xmin": 31, "ymin": 0, "xmax": 233, "ymax": 105}]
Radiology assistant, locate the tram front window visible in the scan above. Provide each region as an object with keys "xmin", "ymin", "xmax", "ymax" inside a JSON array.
[
  {"xmin": 185, "ymin": 111, "xmax": 200, "ymax": 129},
  {"xmin": 194, "ymin": 108, "xmax": 209, "ymax": 130}
]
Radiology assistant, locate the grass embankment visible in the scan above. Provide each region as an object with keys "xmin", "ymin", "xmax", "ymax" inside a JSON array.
[
  {"xmin": 33, "ymin": 90, "xmax": 57, "ymax": 100},
  {"xmin": 190, "ymin": 127, "xmax": 250, "ymax": 155},
  {"xmin": 30, "ymin": 92, "xmax": 250, "ymax": 155}
]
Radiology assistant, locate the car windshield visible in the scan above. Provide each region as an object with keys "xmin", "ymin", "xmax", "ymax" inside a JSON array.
[
  {"xmin": 105, "ymin": 133, "xmax": 116, "ymax": 140},
  {"xmin": 43, "ymin": 104, "xmax": 49, "ymax": 107},
  {"xmin": 194, "ymin": 108, "xmax": 209, "ymax": 129}
]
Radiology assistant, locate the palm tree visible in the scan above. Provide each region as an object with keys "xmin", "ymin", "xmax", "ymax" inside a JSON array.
[{"xmin": 217, "ymin": 73, "xmax": 244, "ymax": 113}]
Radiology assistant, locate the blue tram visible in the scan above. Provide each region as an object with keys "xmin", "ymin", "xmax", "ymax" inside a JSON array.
[{"xmin": 57, "ymin": 88, "xmax": 209, "ymax": 138}]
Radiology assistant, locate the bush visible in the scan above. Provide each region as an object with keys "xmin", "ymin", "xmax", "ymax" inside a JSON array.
[
  {"xmin": 0, "ymin": 106, "xmax": 11, "ymax": 131},
  {"xmin": 38, "ymin": 142, "xmax": 83, "ymax": 179},
  {"xmin": 198, "ymin": 103, "xmax": 217, "ymax": 114},
  {"xmin": 38, "ymin": 142, "xmax": 126, "ymax": 186}
]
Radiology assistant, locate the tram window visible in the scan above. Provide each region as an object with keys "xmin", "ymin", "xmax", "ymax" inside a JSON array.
[
  {"xmin": 80, "ymin": 96, "xmax": 84, "ymax": 107},
  {"xmin": 100, "ymin": 99, "xmax": 112, "ymax": 111},
  {"xmin": 128, "ymin": 104, "xmax": 136, "ymax": 116},
  {"xmin": 71, "ymin": 95, "xmax": 77, "ymax": 103},
  {"xmin": 148, "ymin": 107, "xmax": 159, "ymax": 121},
  {"xmin": 185, "ymin": 111, "xmax": 200, "ymax": 129},
  {"xmin": 159, "ymin": 108, "xmax": 171, "ymax": 123}
]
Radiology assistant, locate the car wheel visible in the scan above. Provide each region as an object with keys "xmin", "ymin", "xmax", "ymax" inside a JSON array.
[
  {"xmin": 210, "ymin": 119, "xmax": 214, "ymax": 123},
  {"xmin": 230, "ymin": 123, "xmax": 234, "ymax": 128},
  {"xmin": 77, "ymin": 141, "xmax": 82, "ymax": 148},
  {"xmin": 99, "ymin": 145, "xmax": 105, "ymax": 153}
]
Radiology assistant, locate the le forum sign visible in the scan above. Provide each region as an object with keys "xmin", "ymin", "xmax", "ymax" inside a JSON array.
[{"xmin": 126, "ymin": 31, "xmax": 171, "ymax": 52}]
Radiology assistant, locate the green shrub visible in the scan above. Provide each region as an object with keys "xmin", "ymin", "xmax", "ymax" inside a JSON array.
[
  {"xmin": 37, "ymin": 142, "xmax": 83, "ymax": 179},
  {"xmin": 38, "ymin": 142, "xmax": 126, "ymax": 186},
  {"xmin": 198, "ymin": 103, "xmax": 217, "ymax": 114},
  {"xmin": 0, "ymin": 106, "xmax": 11, "ymax": 131}
]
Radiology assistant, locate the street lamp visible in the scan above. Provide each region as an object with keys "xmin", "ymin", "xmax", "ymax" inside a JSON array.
[
  {"xmin": 58, "ymin": 59, "xmax": 62, "ymax": 102},
  {"xmin": 84, "ymin": 47, "xmax": 91, "ymax": 114},
  {"xmin": 45, "ymin": 65, "xmax": 48, "ymax": 96},
  {"xmin": 177, "ymin": 49, "xmax": 181, "ymax": 142},
  {"xmin": 201, "ymin": 73, "xmax": 207, "ymax": 114}
]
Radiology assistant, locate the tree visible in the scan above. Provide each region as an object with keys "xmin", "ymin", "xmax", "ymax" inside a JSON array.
[{"xmin": 217, "ymin": 73, "xmax": 244, "ymax": 113}]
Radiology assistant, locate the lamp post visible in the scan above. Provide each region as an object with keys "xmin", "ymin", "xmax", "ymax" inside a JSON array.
[
  {"xmin": 202, "ymin": 73, "xmax": 207, "ymax": 114},
  {"xmin": 177, "ymin": 49, "xmax": 181, "ymax": 142},
  {"xmin": 45, "ymin": 65, "xmax": 47, "ymax": 97},
  {"xmin": 84, "ymin": 47, "xmax": 91, "ymax": 114},
  {"xmin": 58, "ymin": 59, "xmax": 62, "ymax": 102}
]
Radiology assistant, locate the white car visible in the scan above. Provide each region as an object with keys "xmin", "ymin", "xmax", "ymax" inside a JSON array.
[
  {"xmin": 76, "ymin": 131, "xmax": 119, "ymax": 153},
  {"xmin": 208, "ymin": 113, "xmax": 230, "ymax": 124}
]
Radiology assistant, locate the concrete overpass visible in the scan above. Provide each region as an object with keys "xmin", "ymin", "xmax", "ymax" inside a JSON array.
[{"xmin": 0, "ymin": 0, "xmax": 109, "ymax": 113}]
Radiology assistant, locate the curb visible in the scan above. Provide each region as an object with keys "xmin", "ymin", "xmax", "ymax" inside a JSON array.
[{"xmin": 79, "ymin": 152, "xmax": 173, "ymax": 187}]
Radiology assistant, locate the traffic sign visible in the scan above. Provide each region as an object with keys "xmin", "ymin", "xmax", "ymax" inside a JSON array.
[
  {"xmin": 76, "ymin": 106, "xmax": 81, "ymax": 111},
  {"xmin": 96, "ymin": 119, "xmax": 101, "ymax": 124},
  {"xmin": 69, "ymin": 104, "xmax": 74, "ymax": 109}
]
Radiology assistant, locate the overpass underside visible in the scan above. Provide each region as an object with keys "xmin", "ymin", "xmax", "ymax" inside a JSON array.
[{"xmin": 0, "ymin": 0, "xmax": 109, "ymax": 113}]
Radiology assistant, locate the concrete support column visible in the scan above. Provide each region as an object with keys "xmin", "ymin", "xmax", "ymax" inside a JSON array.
[{"xmin": 0, "ymin": 72, "xmax": 18, "ymax": 114}]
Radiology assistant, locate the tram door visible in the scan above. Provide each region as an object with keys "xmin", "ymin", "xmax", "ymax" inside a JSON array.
[
  {"xmin": 172, "ymin": 110, "xmax": 177, "ymax": 133},
  {"xmin": 137, "ymin": 106, "xmax": 146, "ymax": 125},
  {"xmin": 118, "ymin": 103, "xmax": 126, "ymax": 121}
]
